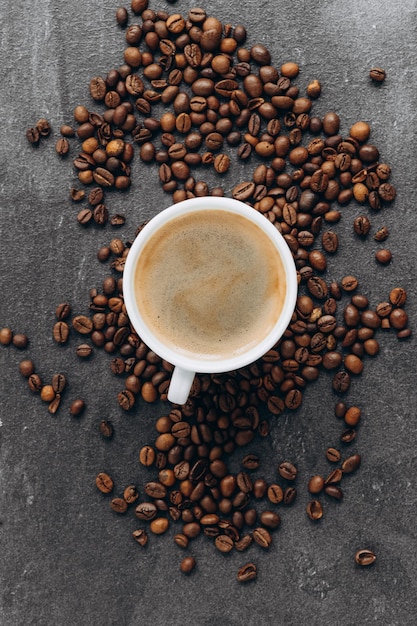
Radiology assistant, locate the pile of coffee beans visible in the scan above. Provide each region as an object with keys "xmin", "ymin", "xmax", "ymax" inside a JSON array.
[{"xmin": 14, "ymin": 1, "xmax": 410, "ymax": 581}]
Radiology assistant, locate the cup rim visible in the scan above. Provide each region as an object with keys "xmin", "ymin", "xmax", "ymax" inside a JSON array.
[{"xmin": 123, "ymin": 196, "xmax": 298, "ymax": 373}]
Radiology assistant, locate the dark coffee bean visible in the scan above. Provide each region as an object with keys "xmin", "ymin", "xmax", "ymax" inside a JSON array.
[
  {"xmin": 241, "ymin": 454, "xmax": 260, "ymax": 470},
  {"xmin": 252, "ymin": 527, "xmax": 272, "ymax": 549},
  {"xmin": 110, "ymin": 497, "xmax": 128, "ymax": 514},
  {"xmin": 52, "ymin": 373, "xmax": 66, "ymax": 394},
  {"xmin": 28, "ymin": 373, "xmax": 42, "ymax": 393},
  {"xmin": 306, "ymin": 499, "xmax": 323, "ymax": 520},
  {"xmin": 267, "ymin": 484, "xmax": 283, "ymax": 504},
  {"xmin": 70, "ymin": 399, "xmax": 85, "ymax": 416},
  {"xmin": 180, "ymin": 556, "xmax": 196, "ymax": 574},
  {"xmin": 76, "ymin": 343, "xmax": 92, "ymax": 358},
  {"xmin": 215, "ymin": 534, "xmax": 234, "ymax": 553},
  {"xmin": 332, "ymin": 371, "xmax": 351, "ymax": 394},
  {"xmin": 18, "ymin": 359, "xmax": 35, "ymax": 378},
  {"xmin": 90, "ymin": 76, "xmax": 107, "ymax": 100},
  {"xmin": 259, "ymin": 511, "xmax": 281, "ymax": 529},
  {"xmin": 326, "ymin": 447, "xmax": 341, "ymax": 463},
  {"xmin": 369, "ymin": 67, "xmax": 386, "ymax": 82},
  {"xmin": 132, "ymin": 529, "xmax": 148, "ymax": 546},
  {"xmin": 308, "ymin": 475, "xmax": 324, "ymax": 494},
  {"xmin": 322, "ymin": 230, "xmax": 338, "ymax": 253},
  {"xmin": 324, "ymin": 469, "xmax": 343, "ymax": 485},
  {"xmin": 324, "ymin": 485, "xmax": 343, "ymax": 500},
  {"xmin": 237, "ymin": 563, "xmax": 257, "ymax": 583},
  {"xmin": 72, "ymin": 315, "xmax": 93, "ymax": 334},
  {"xmin": 99, "ymin": 419, "xmax": 113, "ymax": 439},
  {"xmin": 232, "ymin": 181, "xmax": 255, "ymax": 201},
  {"xmin": 135, "ymin": 502, "xmax": 157, "ymax": 521},
  {"xmin": 26, "ymin": 127, "xmax": 40, "ymax": 144},
  {"xmin": 355, "ymin": 549, "xmax": 377, "ymax": 566},
  {"xmin": 117, "ymin": 389, "xmax": 135, "ymax": 410},
  {"xmin": 341, "ymin": 453, "xmax": 361, "ymax": 474},
  {"xmin": 36, "ymin": 118, "xmax": 51, "ymax": 137},
  {"xmin": 53, "ymin": 321, "xmax": 70, "ymax": 344},
  {"xmin": 278, "ymin": 461, "xmax": 297, "ymax": 480},
  {"xmin": 55, "ymin": 138, "xmax": 70, "ymax": 156},
  {"xmin": 77, "ymin": 208, "xmax": 93, "ymax": 225},
  {"xmin": 123, "ymin": 484, "xmax": 139, "ymax": 504},
  {"xmin": 353, "ymin": 215, "xmax": 371, "ymax": 236},
  {"xmin": 95, "ymin": 472, "xmax": 114, "ymax": 494},
  {"xmin": 144, "ymin": 481, "xmax": 167, "ymax": 499}
]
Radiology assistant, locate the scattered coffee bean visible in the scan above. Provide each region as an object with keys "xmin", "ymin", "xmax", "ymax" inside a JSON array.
[
  {"xmin": 132, "ymin": 529, "xmax": 148, "ymax": 546},
  {"xmin": 180, "ymin": 556, "xmax": 196, "ymax": 574},
  {"xmin": 18, "ymin": 359, "xmax": 35, "ymax": 378},
  {"xmin": 237, "ymin": 562, "xmax": 257, "ymax": 583},
  {"xmin": 375, "ymin": 248, "xmax": 392, "ymax": 265},
  {"xmin": 341, "ymin": 453, "xmax": 362, "ymax": 474},
  {"xmin": 99, "ymin": 419, "xmax": 114, "ymax": 439},
  {"xmin": 306, "ymin": 500, "xmax": 323, "ymax": 521},
  {"xmin": 95, "ymin": 472, "xmax": 114, "ymax": 494},
  {"xmin": 369, "ymin": 67, "xmax": 386, "ymax": 82},
  {"xmin": 355, "ymin": 548, "xmax": 377, "ymax": 566},
  {"xmin": 70, "ymin": 398, "xmax": 85, "ymax": 416}
]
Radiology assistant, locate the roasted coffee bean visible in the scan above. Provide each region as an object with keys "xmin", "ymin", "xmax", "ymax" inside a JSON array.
[
  {"xmin": 18, "ymin": 359, "xmax": 35, "ymax": 378},
  {"xmin": 53, "ymin": 321, "xmax": 70, "ymax": 344},
  {"xmin": 353, "ymin": 215, "xmax": 371, "ymax": 236},
  {"xmin": 123, "ymin": 484, "xmax": 139, "ymax": 504},
  {"xmin": 322, "ymin": 230, "xmax": 338, "ymax": 253},
  {"xmin": 375, "ymin": 248, "xmax": 392, "ymax": 265},
  {"xmin": 332, "ymin": 371, "xmax": 351, "ymax": 394},
  {"xmin": 341, "ymin": 453, "xmax": 361, "ymax": 474},
  {"xmin": 90, "ymin": 76, "xmax": 107, "ymax": 100},
  {"xmin": 278, "ymin": 461, "xmax": 297, "ymax": 480},
  {"xmin": 326, "ymin": 447, "xmax": 341, "ymax": 463},
  {"xmin": 76, "ymin": 343, "xmax": 92, "ymax": 358},
  {"xmin": 72, "ymin": 315, "xmax": 93, "ymax": 334},
  {"xmin": 132, "ymin": 529, "xmax": 148, "ymax": 546},
  {"xmin": 36, "ymin": 118, "xmax": 51, "ymax": 137},
  {"xmin": 237, "ymin": 562, "xmax": 257, "ymax": 583},
  {"xmin": 26, "ymin": 127, "xmax": 40, "ymax": 144},
  {"xmin": 56, "ymin": 138, "xmax": 70, "ymax": 156},
  {"xmin": 355, "ymin": 549, "xmax": 377, "ymax": 566},
  {"xmin": 150, "ymin": 518, "xmax": 169, "ymax": 535},
  {"xmin": 117, "ymin": 389, "xmax": 135, "ymax": 410},
  {"xmin": 215, "ymin": 534, "xmax": 234, "ymax": 553},
  {"xmin": 267, "ymin": 483, "xmax": 283, "ymax": 504},
  {"xmin": 369, "ymin": 67, "xmax": 386, "ymax": 82},
  {"xmin": 321, "ymin": 480, "xmax": 343, "ymax": 500},
  {"xmin": 252, "ymin": 527, "xmax": 272, "ymax": 549},
  {"xmin": 52, "ymin": 373, "xmax": 66, "ymax": 394},
  {"xmin": 308, "ymin": 475, "xmax": 324, "ymax": 494},
  {"xmin": 259, "ymin": 511, "xmax": 281, "ymax": 529},
  {"xmin": 180, "ymin": 556, "xmax": 196, "ymax": 574},
  {"xmin": 99, "ymin": 419, "xmax": 113, "ymax": 439},
  {"xmin": 69, "ymin": 399, "xmax": 85, "ymax": 416},
  {"xmin": 135, "ymin": 502, "xmax": 157, "ymax": 521},
  {"xmin": 324, "ymin": 469, "xmax": 343, "ymax": 485},
  {"xmin": 95, "ymin": 472, "xmax": 114, "ymax": 494},
  {"xmin": 241, "ymin": 454, "xmax": 260, "ymax": 470},
  {"xmin": 374, "ymin": 226, "xmax": 389, "ymax": 242},
  {"xmin": 306, "ymin": 499, "xmax": 323, "ymax": 520}
]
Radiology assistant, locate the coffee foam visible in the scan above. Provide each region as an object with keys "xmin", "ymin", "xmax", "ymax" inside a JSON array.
[{"xmin": 134, "ymin": 210, "xmax": 287, "ymax": 361}]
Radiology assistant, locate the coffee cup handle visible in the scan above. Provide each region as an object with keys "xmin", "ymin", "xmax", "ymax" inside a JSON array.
[{"xmin": 167, "ymin": 366, "xmax": 195, "ymax": 405}]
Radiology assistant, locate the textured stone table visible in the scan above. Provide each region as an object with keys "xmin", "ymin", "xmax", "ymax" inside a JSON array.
[{"xmin": 1, "ymin": 1, "xmax": 416, "ymax": 624}]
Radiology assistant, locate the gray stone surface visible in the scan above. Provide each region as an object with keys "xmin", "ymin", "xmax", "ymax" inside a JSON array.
[{"xmin": 1, "ymin": 1, "xmax": 416, "ymax": 624}]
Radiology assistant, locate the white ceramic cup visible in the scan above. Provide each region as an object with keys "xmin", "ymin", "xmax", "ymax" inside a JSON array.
[{"xmin": 123, "ymin": 196, "xmax": 298, "ymax": 405}]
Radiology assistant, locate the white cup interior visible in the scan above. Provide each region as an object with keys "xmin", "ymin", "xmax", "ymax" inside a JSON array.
[{"xmin": 123, "ymin": 196, "xmax": 298, "ymax": 374}]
